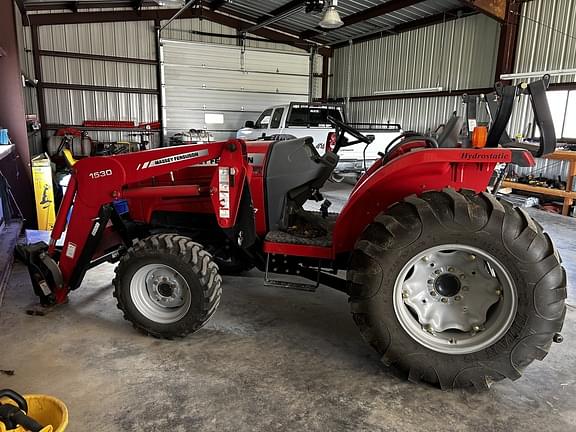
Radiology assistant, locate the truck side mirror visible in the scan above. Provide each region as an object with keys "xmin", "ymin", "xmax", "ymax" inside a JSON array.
[{"xmin": 244, "ymin": 120, "xmax": 255, "ymax": 128}]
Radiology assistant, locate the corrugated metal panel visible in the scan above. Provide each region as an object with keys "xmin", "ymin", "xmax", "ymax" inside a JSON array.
[
  {"xmin": 508, "ymin": 0, "xmax": 576, "ymax": 136},
  {"xmin": 347, "ymin": 95, "xmax": 463, "ymax": 133},
  {"xmin": 162, "ymin": 40, "xmax": 310, "ymax": 140},
  {"xmin": 43, "ymin": 88, "xmax": 157, "ymax": 125},
  {"xmin": 38, "ymin": 21, "xmax": 156, "ymax": 60},
  {"xmin": 40, "ymin": 57, "xmax": 156, "ymax": 88},
  {"xmin": 160, "ymin": 18, "xmax": 305, "ymax": 53},
  {"xmin": 504, "ymin": 0, "xmax": 576, "ymax": 180},
  {"xmin": 513, "ymin": 0, "xmax": 576, "ymax": 83},
  {"xmin": 330, "ymin": 14, "xmax": 500, "ymax": 99},
  {"xmin": 514, "ymin": 158, "xmax": 570, "ymax": 182}
]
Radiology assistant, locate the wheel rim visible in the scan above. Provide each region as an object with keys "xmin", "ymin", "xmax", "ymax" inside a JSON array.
[
  {"xmin": 130, "ymin": 264, "xmax": 192, "ymax": 324},
  {"xmin": 393, "ymin": 244, "xmax": 517, "ymax": 355}
]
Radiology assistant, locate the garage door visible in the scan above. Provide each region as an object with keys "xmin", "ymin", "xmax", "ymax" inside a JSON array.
[{"xmin": 161, "ymin": 39, "xmax": 311, "ymax": 142}]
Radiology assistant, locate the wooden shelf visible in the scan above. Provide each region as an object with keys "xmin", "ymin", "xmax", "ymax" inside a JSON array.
[
  {"xmin": 502, "ymin": 181, "xmax": 576, "ymax": 199},
  {"xmin": 504, "ymin": 150, "xmax": 576, "ymax": 216}
]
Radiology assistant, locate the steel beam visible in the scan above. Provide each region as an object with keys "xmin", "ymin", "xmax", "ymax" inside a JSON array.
[
  {"xmin": 243, "ymin": 0, "xmax": 305, "ymax": 33},
  {"xmin": 39, "ymin": 50, "xmax": 157, "ymax": 65},
  {"xmin": 30, "ymin": 25, "xmax": 47, "ymax": 143},
  {"xmin": 331, "ymin": 7, "xmax": 475, "ymax": 48},
  {"xmin": 25, "ymin": 6, "xmax": 329, "ymax": 55},
  {"xmin": 23, "ymin": 1, "xmax": 158, "ymax": 11},
  {"xmin": 495, "ymin": 0, "xmax": 521, "ymax": 81},
  {"xmin": 42, "ymin": 82, "xmax": 159, "ymax": 95},
  {"xmin": 209, "ymin": 0, "xmax": 227, "ymax": 10},
  {"xmin": 321, "ymin": 55, "xmax": 329, "ymax": 100},
  {"xmin": 460, "ymin": 0, "xmax": 507, "ymax": 22},
  {"xmin": 300, "ymin": 0, "xmax": 426, "ymax": 40}
]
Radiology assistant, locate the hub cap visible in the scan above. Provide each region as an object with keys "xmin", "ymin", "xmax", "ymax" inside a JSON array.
[
  {"xmin": 393, "ymin": 245, "xmax": 517, "ymax": 354},
  {"xmin": 130, "ymin": 264, "xmax": 192, "ymax": 324}
]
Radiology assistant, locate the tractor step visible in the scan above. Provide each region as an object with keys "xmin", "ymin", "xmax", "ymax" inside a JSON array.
[
  {"xmin": 263, "ymin": 278, "xmax": 318, "ymax": 292},
  {"xmin": 264, "ymin": 254, "xmax": 320, "ymax": 292}
]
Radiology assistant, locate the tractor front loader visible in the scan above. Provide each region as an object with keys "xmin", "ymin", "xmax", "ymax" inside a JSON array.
[{"xmin": 21, "ymin": 77, "xmax": 566, "ymax": 390}]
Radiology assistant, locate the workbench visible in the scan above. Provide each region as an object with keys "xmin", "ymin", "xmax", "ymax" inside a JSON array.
[{"xmin": 503, "ymin": 150, "xmax": 576, "ymax": 216}]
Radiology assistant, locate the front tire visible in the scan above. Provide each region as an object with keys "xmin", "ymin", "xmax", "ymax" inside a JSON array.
[
  {"xmin": 113, "ymin": 234, "xmax": 222, "ymax": 339},
  {"xmin": 348, "ymin": 189, "xmax": 566, "ymax": 390}
]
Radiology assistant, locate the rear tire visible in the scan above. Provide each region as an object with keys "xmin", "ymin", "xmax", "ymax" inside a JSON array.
[
  {"xmin": 348, "ymin": 189, "xmax": 566, "ymax": 390},
  {"xmin": 113, "ymin": 234, "xmax": 222, "ymax": 339}
]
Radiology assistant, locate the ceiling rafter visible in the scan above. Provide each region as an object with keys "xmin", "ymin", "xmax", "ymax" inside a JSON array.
[
  {"xmin": 300, "ymin": 0, "xmax": 427, "ymax": 40},
  {"xmin": 132, "ymin": 0, "xmax": 145, "ymax": 11},
  {"xmin": 22, "ymin": 1, "xmax": 158, "ymax": 11},
  {"xmin": 25, "ymin": 6, "xmax": 332, "ymax": 56},
  {"xmin": 243, "ymin": 0, "xmax": 306, "ymax": 33},
  {"xmin": 330, "ymin": 7, "xmax": 476, "ymax": 48},
  {"xmin": 209, "ymin": 0, "xmax": 227, "ymax": 11}
]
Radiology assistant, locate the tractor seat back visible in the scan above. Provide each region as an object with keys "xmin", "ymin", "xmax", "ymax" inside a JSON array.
[
  {"xmin": 264, "ymin": 137, "xmax": 337, "ymax": 231},
  {"xmin": 437, "ymin": 114, "xmax": 464, "ymax": 148}
]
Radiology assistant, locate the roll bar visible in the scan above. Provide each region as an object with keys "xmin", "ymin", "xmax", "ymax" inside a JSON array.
[{"xmin": 486, "ymin": 75, "xmax": 557, "ymax": 157}]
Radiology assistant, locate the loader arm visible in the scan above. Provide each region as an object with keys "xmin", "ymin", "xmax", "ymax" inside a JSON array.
[{"xmin": 41, "ymin": 139, "xmax": 250, "ymax": 303}]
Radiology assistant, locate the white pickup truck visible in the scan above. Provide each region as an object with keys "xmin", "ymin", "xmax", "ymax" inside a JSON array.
[{"xmin": 236, "ymin": 102, "xmax": 403, "ymax": 177}]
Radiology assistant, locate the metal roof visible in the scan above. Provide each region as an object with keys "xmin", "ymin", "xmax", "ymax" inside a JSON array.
[{"xmin": 22, "ymin": 0, "xmax": 473, "ymax": 46}]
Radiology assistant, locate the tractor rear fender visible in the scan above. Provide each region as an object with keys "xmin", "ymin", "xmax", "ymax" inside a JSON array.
[{"xmin": 332, "ymin": 147, "xmax": 534, "ymax": 254}]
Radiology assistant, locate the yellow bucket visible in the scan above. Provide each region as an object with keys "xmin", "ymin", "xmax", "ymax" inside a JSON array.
[{"xmin": 0, "ymin": 395, "xmax": 68, "ymax": 432}]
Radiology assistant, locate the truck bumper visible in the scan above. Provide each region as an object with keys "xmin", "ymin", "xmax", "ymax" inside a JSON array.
[{"xmin": 335, "ymin": 159, "xmax": 376, "ymax": 175}]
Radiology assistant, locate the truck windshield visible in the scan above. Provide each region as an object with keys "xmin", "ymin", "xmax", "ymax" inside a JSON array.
[{"xmin": 287, "ymin": 107, "xmax": 343, "ymax": 127}]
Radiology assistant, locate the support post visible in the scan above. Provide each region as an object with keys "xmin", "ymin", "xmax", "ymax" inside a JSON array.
[
  {"xmin": 321, "ymin": 55, "xmax": 329, "ymax": 101},
  {"xmin": 495, "ymin": 0, "xmax": 521, "ymax": 82},
  {"xmin": 30, "ymin": 25, "xmax": 47, "ymax": 143},
  {"xmin": 154, "ymin": 19, "xmax": 164, "ymax": 147}
]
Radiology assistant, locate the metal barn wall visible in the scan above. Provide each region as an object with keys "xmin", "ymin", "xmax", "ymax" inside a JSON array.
[
  {"xmin": 29, "ymin": 15, "xmax": 314, "ymax": 146},
  {"xmin": 14, "ymin": 6, "xmax": 42, "ymax": 156},
  {"xmin": 329, "ymin": 14, "xmax": 500, "ymax": 132},
  {"xmin": 504, "ymin": 0, "xmax": 576, "ymax": 181},
  {"xmin": 508, "ymin": 0, "xmax": 576, "ymax": 139},
  {"xmin": 36, "ymin": 20, "xmax": 159, "ymax": 144}
]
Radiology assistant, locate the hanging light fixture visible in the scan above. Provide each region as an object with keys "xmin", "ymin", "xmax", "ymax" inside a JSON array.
[{"xmin": 319, "ymin": 0, "xmax": 343, "ymax": 29}]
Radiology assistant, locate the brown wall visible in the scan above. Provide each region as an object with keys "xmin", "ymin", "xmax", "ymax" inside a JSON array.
[{"xmin": 0, "ymin": 1, "xmax": 36, "ymax": 225}]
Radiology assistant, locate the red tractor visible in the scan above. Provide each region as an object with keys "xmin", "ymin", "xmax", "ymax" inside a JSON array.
[{"xmin": 23, "ymin": 78, "xmax": 566, "ymax": 390}]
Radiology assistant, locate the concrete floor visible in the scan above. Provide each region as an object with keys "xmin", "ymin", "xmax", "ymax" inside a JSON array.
[{"xmin": 1, "ymin": 184, "xmax": 575, "ymax": 432}]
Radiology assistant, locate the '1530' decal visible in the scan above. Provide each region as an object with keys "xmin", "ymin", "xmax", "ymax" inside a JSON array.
[{"xmin": 89, "ymin": 169, "xmax": 113, "ymax": 179}]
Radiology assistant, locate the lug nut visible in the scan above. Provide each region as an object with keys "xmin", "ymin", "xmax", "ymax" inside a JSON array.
[
  {"xmin": 462, "ymin": 286, "xmax": 470, "ymax": 292},
  {"xmin": 434, "ymin": 270, "xmax": 442, "ymax": 275},
  {"xmin": 429, "ymin": 291, "xmax": 437, "ymax": 296},
  {"xmin": 402, "ymin": 290, "xmax": 409, "ymax": 299},
  {"xmin": 427, "ymin": 279, "xmax": 434, "ymax": 285},
  {"xmin": 441, "ymin": 298, "xmax": 448, "ymax": 303},
  {"xmin": 459, "ymin": 274, "xmax": 465, "ymax": 279},
  {"xmin": 448, "ymin": 267, "xmax": 455, "ymax": 272},
  {"xmin": 454, "ymin": 295, "xmax": 461, "ymax": 301}
]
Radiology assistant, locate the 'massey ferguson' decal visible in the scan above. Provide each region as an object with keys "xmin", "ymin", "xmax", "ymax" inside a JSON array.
[
  {"xmin": 137, "ymin": 149, "xmax": 209, "ymax": 170},
  {"xmin": 460, "ymin": 152, "xmax": 508, "ymax": 161}
]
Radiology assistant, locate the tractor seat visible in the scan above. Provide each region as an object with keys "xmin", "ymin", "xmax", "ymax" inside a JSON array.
[
  {"xmin": 437, "ymin": 114, "xmax": 463, "ymax": 148},
  {"xmin": 264, "ymin": 137, "xmax": 338, "ymax": 231}
]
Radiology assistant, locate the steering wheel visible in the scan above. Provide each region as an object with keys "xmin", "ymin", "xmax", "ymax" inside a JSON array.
[{"xmin": 327, "ymin": 115, "xmax": 374, "ymax": 153}]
